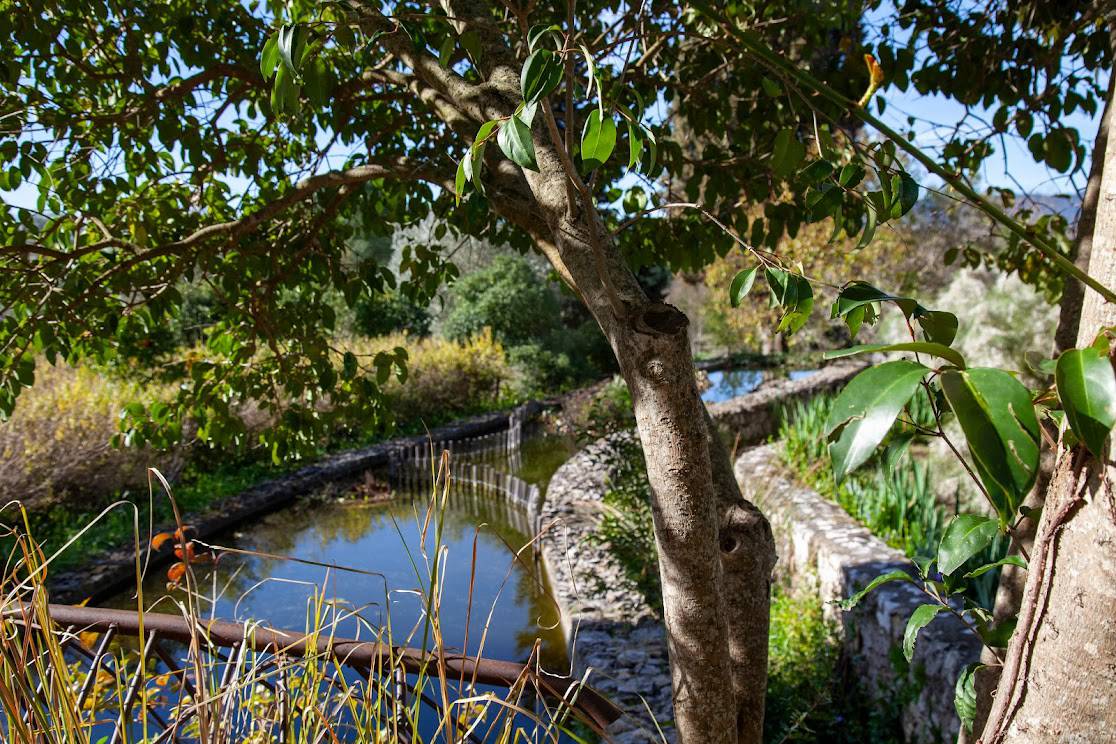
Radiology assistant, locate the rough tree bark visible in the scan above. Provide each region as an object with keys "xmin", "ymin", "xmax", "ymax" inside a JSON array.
[
  {"xmin": 964, "ymin": 66, "xmax": 1116, "ymax": 744},
  {"xmin": 978, "ymin": 59, "xmax": 1116, "ymax": 744},
  {"xmin": 515, "ymin": 151, "xmax": 777, "ymax": 743}
]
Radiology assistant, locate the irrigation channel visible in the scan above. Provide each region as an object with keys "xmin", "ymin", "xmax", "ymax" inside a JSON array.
[{"xmin": 95, "ymin": 416, "xmax": 583, "ymax": 741}]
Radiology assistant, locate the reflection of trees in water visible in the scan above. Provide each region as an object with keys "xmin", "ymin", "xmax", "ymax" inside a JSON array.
[{"xmin": 110, "ymin": 438, "xmax": 573, "ymax": 667}]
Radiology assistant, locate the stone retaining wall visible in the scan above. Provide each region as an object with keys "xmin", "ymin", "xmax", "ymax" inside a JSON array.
[
  {"xmin": 736, "ymin": 445, "xmax": 980, "ymax": 744},
  {"xmin": 541, "ymin": 364, "xmax": 975, "ymax": 744},
  {"xmin": 539, "ymin": 434, "xmax": 676, "ymax": 744}
]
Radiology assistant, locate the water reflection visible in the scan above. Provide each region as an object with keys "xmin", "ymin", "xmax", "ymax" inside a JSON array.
[{"xmin": 107, "ymin": 434, "xmax": 577, "ymax": 673}]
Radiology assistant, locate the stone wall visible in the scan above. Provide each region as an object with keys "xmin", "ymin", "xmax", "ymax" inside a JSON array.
[
  {"xmin": 539, "ymin": 434, "xmax": 676, "ymax": 744},
  {"xmin": 736, "ymin": 445, "xmax": 980, "ymax": 744}
]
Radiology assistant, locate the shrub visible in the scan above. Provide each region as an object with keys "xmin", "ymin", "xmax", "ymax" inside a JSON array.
[
  {"xmin": 572, "ymin": 376, "xmax": 636, "ymax": 444},
  {"xmin": 346, "ymin": 330, "xmax": 512, "ymax": 425},
  {"xmin": 0, "ymin": 364, "xmax": 181, "ymax": 510},
  {"xmin": 353, "ymin": 290, "xmax": 431, "ymax": 338},
  {"xmin": 442, "ymin": 255, "xmax": 559, "ymax": 347},
  {"xmin": 592, "ymin": 433, "xmax": 660, "ymax": 612}
]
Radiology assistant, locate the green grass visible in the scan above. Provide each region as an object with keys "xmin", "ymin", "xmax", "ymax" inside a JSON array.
[{"xmin": 778, "ymin": 394, "xmax": 944, "ymax": 559}]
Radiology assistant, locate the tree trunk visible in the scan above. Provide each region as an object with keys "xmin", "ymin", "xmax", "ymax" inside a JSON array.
[
  {"xmin": 1051, "ymin": 41, "xmax": 1115, "ymax": 357},
  {"xmin": 505, "ymin": 130, "xmax": 776, "ymax": 743},
  {"xmin": 964, "ymin": 65, "xmax": 1116, "ymax": 744},
  {"xmin": 978, "ymin": 61, "xmax": 1116, "ymax": 744}
]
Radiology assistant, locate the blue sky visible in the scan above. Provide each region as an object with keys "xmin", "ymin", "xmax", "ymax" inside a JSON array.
[{"xmin": 875, "ymin": 83, "xmax": 1107, "ymax": 197}]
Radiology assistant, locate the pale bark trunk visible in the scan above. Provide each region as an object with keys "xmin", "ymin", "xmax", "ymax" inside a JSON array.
[
  {"xmin": 964, "ymin": 69, "xmax": 1116, "ymax": 744},
  {"xmin": 500, "ymin": 120, "xmax": 776, "ymax": 744},
  {"xmin": 979, "ymin": 59, "xmax": 1116, "ymax": 744}
]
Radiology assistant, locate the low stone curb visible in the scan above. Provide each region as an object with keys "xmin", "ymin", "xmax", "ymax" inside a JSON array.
[
  {"xmin": 539, "ymin": 434, "xmax": 676, "ymax": 744},
  {"xmin": 50, "ymin": 401, "xmax": 543, "ymax": 604},
  {"xmin": 736, "ymin": 444, "xmax": 980, "ymax": 744}
]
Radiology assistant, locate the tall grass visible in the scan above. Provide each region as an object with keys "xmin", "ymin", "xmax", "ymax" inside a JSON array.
[
  {"xmin": 778, "ymin": 395, "xmax": 944, "ymax": 558},
  {"xmin": 0, "ymin": 454, "xmax": 601, "ymax": 744}
]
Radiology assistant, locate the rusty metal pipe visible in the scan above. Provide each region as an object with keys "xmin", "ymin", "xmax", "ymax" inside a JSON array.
[{"xmin": 11, "ymin": 603, "xmax": 620, "ymax": 731}]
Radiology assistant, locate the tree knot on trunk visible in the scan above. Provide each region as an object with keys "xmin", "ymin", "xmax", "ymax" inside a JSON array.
[
  {"xmin": 633, "ymin": 302, "xmax": 689, "ymax": 337},
  {"xmin": 719, "ymin": 503, "xmax": 778, "ymax": 579}
]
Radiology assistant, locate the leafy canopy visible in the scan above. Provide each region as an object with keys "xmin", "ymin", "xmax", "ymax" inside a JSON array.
[{"xmin": 1, "ymin": 0, "xmax": 1109, "ymax": 458}]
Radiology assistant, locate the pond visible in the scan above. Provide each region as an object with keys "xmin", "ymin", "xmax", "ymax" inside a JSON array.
[
  {"xmin": 109, "ymin": 434, "xmax": 575, "ymax": 671},
  {"xmin": 700, "ymin": 367, "xmax": 818, "ymax": 403}
]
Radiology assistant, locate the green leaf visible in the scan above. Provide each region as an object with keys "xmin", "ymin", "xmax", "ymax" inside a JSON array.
[
  {"xmin": 771, "ymin": 128, "xmax": 806, "ymax": 178},
  {"xmin": 917, "ymin": 310, "xmax": 959, "ymax": 347},
  {"xmin": 270, "ymin": 63, "xmax": 300, "ymax": 114},
  {"xmin": 527, "ymin": 23, "xmax": 562, "ymax": 52},
  {"xmin": 831, "ymin": 283, "xmax": 956, "ymax": 346},
  {"xmin": 454, "ymin": 157, "xmax": 468, "ymax": 204},
  {"xmin": 581, "ymin": 110, "xmax": 617, "ymax": 171},
  {"xmin": 799, "ymin": 159, "xmax": 834, "ymax": 184},
  {"xmin": 729, "ymin": 266, "xmax": 759, "ymax": 307},
  {"xmin": 627, "ymin": 122, "xmax": 644, "ymax": 171},
  {"xmin": 955, "ymin": 663, "xmax": 981, "ymax": 732},
  {"xmin": 260, "ymin": 33, "xmax": 280, "ymax": 79},
  {"xmin": 838, "ymin": 163, "xmax": 865, "ymax": 188},
  {"xmin": 521, "ymin": 49, "xmax": 563, "ymax": 104},
  {"xmin": 760, "ymin": 76, "xmax": 782, "ymax": 97},
  {"xmin": 497, "ymin": 114, "xmax": 538, "ymax": 171},
  {"xmin": 897, "ymin": 172, "xmax": 919, "ymax": 216},
  {"xmin": 826, "ymin": 360, "xmax": 929, "ymax": 480},
  {"xmin": 832, "ymin": 282, "xmax": 920, "ymax": 321},
  {"xmin": 938, "ymin": 514, "xmax": 999, "ymax": 576},
  {"xmin": 764, "ymin": 268, "xmax": 813, "ymax": 334},
  {"xmin": 474, "ymin": 119, "xmax": 499, "ymax": 145},
  {"xmin": 856, "ymin": 198, "xmax": 878, "ymax": 249},
  {"xmin": 277, "ymin": 24, "xmax": 307, "ymax": 79},
  {"xmin": 940, "ymin": 369, "xmax": 1041, "ymax": 522},
  {"xmin": 836, "ymin": 569, "xmax": 913, "ymax": 610},
  {"xmin": 903, "ymin": 604, "xmax": 945, "ymax": 661},
  {"xmin": 963, "ymin": 554, "xmax": 1027, "ymax": 578},
  {"xmin": 825, "ymin": 341, "xmax": 966, "ymax": 370},
  {"xmin": 1055, "ymin": 346, "xmax": 1116, "ymax": 456},
  {"xmin": 1044, "ymin": 129, "xmax": 1073, "ymax": 173}
]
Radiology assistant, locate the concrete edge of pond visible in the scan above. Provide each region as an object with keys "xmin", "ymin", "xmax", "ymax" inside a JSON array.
[
  {"xmin": 49, "ymin": 400, "xmax": 546, "ymax": 604},
  {"xmin": 736, "ymin": 444, "xmax": 980, "ymax": 744}
]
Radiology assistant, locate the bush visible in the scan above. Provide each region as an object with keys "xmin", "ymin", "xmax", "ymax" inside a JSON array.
[
  {"xmin": 442, "ymin": 255, "xmax": 559, "ymax": 347},
  {"xmin": 0, "ymin": 364, "xmax": 182, "ymax": 510},
  {"xmin": 346, "ymin": 330, "xmax": 511, "ymax": 425},
  {"xmin": 353, "ymin": 291, "xmax": 431, "ymax": 338}
]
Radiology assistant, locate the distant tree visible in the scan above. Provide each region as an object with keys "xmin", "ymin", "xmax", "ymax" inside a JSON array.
[{"xmin": 442, "ymin": 254, "xmax": 557, "ymax": 347}]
